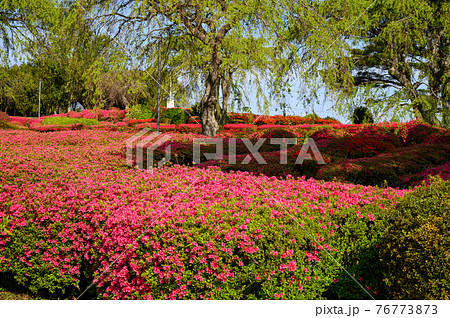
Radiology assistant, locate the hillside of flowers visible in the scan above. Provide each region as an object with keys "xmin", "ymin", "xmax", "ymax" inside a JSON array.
[{"xmin": 0, "ymin": 110, "xmax": 449, "ymax": 299}]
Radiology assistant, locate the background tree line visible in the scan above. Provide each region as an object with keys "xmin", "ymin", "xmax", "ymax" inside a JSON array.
[{"xmin": 1, "ymin": 0, "xmax": 449, "ymax": 135}]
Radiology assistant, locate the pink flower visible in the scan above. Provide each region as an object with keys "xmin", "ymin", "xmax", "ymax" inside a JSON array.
[{"xmin": 287, "ymin": 261, "xmax": 297, "ymax": 271}]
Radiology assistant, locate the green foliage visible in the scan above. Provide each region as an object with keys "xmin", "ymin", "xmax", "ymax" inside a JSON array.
[
  {"xmin": 0, "ymin": 120, "xmax": 14, "ymax": 129},
  {"xmin": 304, "ymin": 113, "xmax": 320, "ymax": 120},
  {"xmin": 379, "ymin": 177, "xmax": 450, "ymax": 299},
  {"xmin": 325, "ymin": 204, "xmax": 388, "ymax": 299},
  {"xmin": 307, "ymin": 0, "xmax": 450, "ymax": 127},
  {"xmin": 324, "ymin": 116, "xmax": 338, "ymax": 122},
  {"xmin": 41, "ymin": 117, "xmax": 99, "ymax": 126},
  {"xmin": 162, "ymin": 108, "xmax": 186, "ymax": 125},
  {"xmin": 0, "ymin": 218, "xmax": 83, "ymax": 298},
  {"xmin": 127, "ymin": 104, "xmax": 155, "ymax": 120},
  {"xmin": 189, "ymin": 104, "xmax": 202, "ymax": 118},
  {"xmin": 352, "ymin": 107, "xmax": 374, "ymax": 124}
]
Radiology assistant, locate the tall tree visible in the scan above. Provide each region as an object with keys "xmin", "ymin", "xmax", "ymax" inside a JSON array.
[
  {"xmin": 105, "ymin": 0, "xmax": 300, "ymax": 136},
  {"xmin": 0, "ymin": 0, "xmax": 56, "ymax": 63},
  {"xmin": 299, "ymin": 0, "xmax": 450, "ymax": 126}
]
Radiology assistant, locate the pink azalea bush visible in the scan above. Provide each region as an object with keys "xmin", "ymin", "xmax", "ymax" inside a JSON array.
[{"xmin": 0, "ymin": 129, "xmax": 411, "ymax": 299}]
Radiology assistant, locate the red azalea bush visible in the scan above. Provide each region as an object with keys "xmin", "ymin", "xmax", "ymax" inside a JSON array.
[
  {"xmin": 228, "ymin": 112, "xmax": 254, "ymax": 124},
  {"xmin": 80, "ymin": 110, "xmax": 98, "ymax": 119},
  {"xmin": 176, "ymin": 124, "xmax": 202, "ymax": 133},
  {"xmin": 397, "ymin": 121, "xmax": 443, "ymax": 146},
  {"xmin": 29, "ymin": 123, "xmax": 73, "ymax": 132},
  {"xmin": 423, "ymin": 130, "xmax": 450, "ymax": 145},
  {"xmin": 187, "ymin": 116, "xmax": 201, "ymax": 124},
  {"xmin": 68, "ymin": 111, "xmax": 82, "ymax": 118},
  {"xmin": 356, "ymin": 125, "xmax": 401, "ymax": 147},
  {"xmin": 129, "ymin": 118, "xmax": 156, "ymax": 125},
  {"xmin": 9, "ymin": 117, "xmax": 42, "ymax": 127},
  {"xmin": 135, "ymin": 123, "xmax": 177, "ymax": 131},
  {"xmin": 319, "ymin": 136, "xmax": 395, "ymax": 159},
  {"xmin": 259, "ymin": 128, "xmax": 298, "ymax": 140},
  {"xmin": 316, "ymin": 142, "xmax": 450, "ymax": 187},
  {"xmin": 253, "ymin": 116, "xmax": 277, "ymax": 126},
  {"xmin": 227, "ymin": 114, "xmax": 341, "ymax": 126},
  {"xmin": 224, "ymin": 124, "xmax": 257, "ymax": 132},
  {"xmin": 97, "ymin": 108, "xmax": 127, "ymax": 122}
]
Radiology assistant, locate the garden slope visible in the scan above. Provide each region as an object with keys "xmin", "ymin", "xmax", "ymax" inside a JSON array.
[{"xmin": 0, "ymin": 130, "xmax": 408, "ymax": 299}]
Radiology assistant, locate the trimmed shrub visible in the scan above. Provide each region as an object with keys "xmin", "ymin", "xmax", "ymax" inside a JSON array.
[
  {"xmin": 162, "ymin": 108, "xmax": 186, "ymax": 125},
  {"xmin": 379, "ymin": 177, "xmax": 450, "ymax": 299},
  {"xmin": 41, "ymin": 117, "xmax": 99, "ymax": 126},
  {"xmin": 187, "ymin": 116, "xmax": 201, "ymax": 124},
  {"xmin": 127, "ymin": 104, "xmax": 155, "ymax": 120},
  {"xmin": 176, "ymin": 124, "xmax": 202, "ymax": 133}
]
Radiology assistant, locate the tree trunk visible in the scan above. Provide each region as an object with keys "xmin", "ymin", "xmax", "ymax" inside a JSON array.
[
  {"xmin": 219, "ymin": 76, "xmax": 231, "ymax": 126},
  {"xmin": 201, "ymin": 67, "xmax": 220, "ymax": 136}
]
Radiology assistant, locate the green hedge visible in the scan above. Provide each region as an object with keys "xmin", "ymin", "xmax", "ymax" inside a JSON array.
[
  {"xmin": 162, "ymin": 108, "xmax": 186, "ymax": 124},
  {"xmin": 379, "ymin": 177, "xmax": 450, "ymax": 299},
  {"xmin": 41, "ymin": 117, "xmax": 99, "ymax": 126}
]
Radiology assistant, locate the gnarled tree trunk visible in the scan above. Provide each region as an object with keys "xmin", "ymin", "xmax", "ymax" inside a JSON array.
[
  {"xmin": 218, "ymin": 75, "xmax": 231, "ymax": 126},
  {"xmin": 201, "ymin": 59, "xmax": 221, "ymax": 136}
]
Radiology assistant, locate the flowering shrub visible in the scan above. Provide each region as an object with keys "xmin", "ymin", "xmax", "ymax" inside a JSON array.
[
  {"xmin": 9, "ymin": 117, "xmax": 42, "ymax": 127},
  {"xmin": 224, "ymin": 124, "xmax": 257, "ymax": 132},
  {"xmin": 228, "ymin": 112, "xmax": 254, "ymax": 124},
  {"xmin": 67, "ymin": 111, "xmax": 82, "ymax": 118},
  {"xmin": 320, "ymin": 137, "xmax": 395, "ymax": 159},
  {"xmin": 176, "ymin": 124, "xmax": 202, "ymax": 133},
  {"xmin": 0, "ymin": 130, "xmax": 410, "ymax": 299},
  {"xmin": 187, "ymin": 116, "xmax": 201, "ymax": 124},
  {"xmin": 135, "ymin": 123, "xmax": 177, "ymax": 131},
  {"xmin": 0, "ymin": 111, "xmax": 10, "ymax": 122},
  {"xmin": 97, "ymin": 108, "xmax": 127, "ymax": 122},
  {"xmin": 259, "ymin": 128, "xmax": 297, "ymax": 140},
  {"xmin": 79, "ymin": 110, "xmax": 98, "ymax": 119},
  {"xmin": 396, "ymin": 121, "xmax": 443, "ymax": 146},
  {"xmin": 356, "ymin": 125, "xmax": 401, "ymax": 147},
  {"xmin": 317, "ymin": 142, "xmax": 450, "ymax": 187},
  {"xmin": 5, "ymin": 121, "xmax": 28, "ymax": 130},
  {"xmin": 129, "ymin": 118, "xmax": 156, "ymax": 125},
  {"xmin": 228, "ymin": 114, "xmax": 341, "ymax": 126}
]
